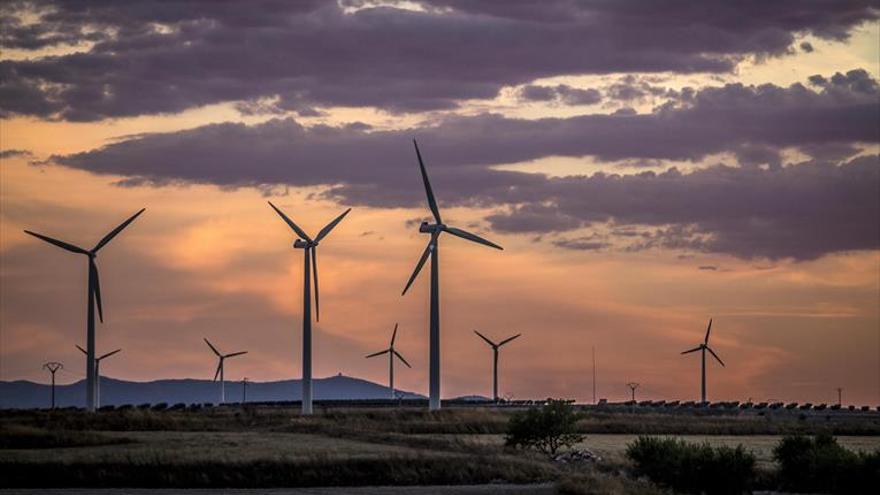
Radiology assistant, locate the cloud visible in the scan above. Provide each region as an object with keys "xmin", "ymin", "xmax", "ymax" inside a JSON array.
[
  {"xmin": 488, "ymin": 156, "xmax": 880, "ymax": 261},
  {"xmin": 1, "ymin": 1, "xmax": 877, "ymax": 120},
  {"xmin": 0, "ymin": 149, "xmax": 32, "ymax": 159},
  {"xmin": 44, "ymin": 72, "xmax": 880, "ymax": 261},
  {"xmin": 519, "ymin": 84, "xmax": 602, "ymax": 105},
  {"xmin": 552, "ymin": 235, "xmax": 609, "ymax": 251}
]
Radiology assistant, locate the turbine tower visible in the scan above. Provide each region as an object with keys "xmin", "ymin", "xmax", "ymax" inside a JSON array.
[
  {"xmin": 473, "ymin": 330, "xmax": 521, "ymax": 402},
  {"xmin": 403, "ymin": 140, "xmax": 503, "ymax": 410},
  {"xmin": 680, "ymin": 318, "xmax": 724, "ymax": 403},
  {"xmin": 25, "ymin": 208, "xmax": 145, "ymax": 412},
  {"xmin": 204, "ymin": 338, "xmax": 247, "ymax": 404},
  {"xmin": 366, "ymin": 323, "xmax": 412, "ymax": 399},
  {"xmin": 268, "ymin": 201, "xmax": 350, "ymax": 415},
  {"xmin": 76, "ymin": 345, "xmax": 120, "ymax": 409}
]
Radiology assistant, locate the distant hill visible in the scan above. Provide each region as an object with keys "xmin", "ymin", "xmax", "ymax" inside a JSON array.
[{"xmin": 0, "ymin": 374, "xmax": 423, "ymax": 409}]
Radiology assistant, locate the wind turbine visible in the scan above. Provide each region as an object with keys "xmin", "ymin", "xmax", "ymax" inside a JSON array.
[
  {"xmin": 473, "ymin": 330, "xmax": 521, "ymax": 403},
  {"xmin": 268, "ymin": 201, "xmax": 351, "ymax": 415},
  {"xmin": 204, "ymin": 338, "xmax": 247, "ymax": 404},
  {"xmin": 680, "ymin": 318, "xmax": 724, "ymax": 403},
  {"xmin": 25, "ymin": 208, "xmax": 145, "ymax": 412},
  {"xmin": 403, "ymin": 140, "xmax": 503, "ymax": 410},
  {"xmin": 366, "ymin": 323, "xmax": 412, "ymax": 399},
  {"xmin": 76, "ymin": 345, "xmax": 120, "ymax": 409}
]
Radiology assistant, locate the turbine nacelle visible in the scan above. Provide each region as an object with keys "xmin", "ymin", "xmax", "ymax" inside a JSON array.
[
  {"xmin": 419, "ymin": 222, "xmax": 444, "ymax": 233},
  {"xmin": 293, "ymin": 239, "xmax": 316, "ymax": 249}
]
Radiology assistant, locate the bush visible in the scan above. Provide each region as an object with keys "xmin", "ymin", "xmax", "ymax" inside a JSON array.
[
  {"xmin": 774, "ymin": 434, "xmax": 880, "ymax": 494},
  {"xmin": 626, "ymin": 436, "xmax": 755, "ymax": 494},
  {"xmin": 505, "ymin": 398, "xmax": 584, "ymax": 456}
]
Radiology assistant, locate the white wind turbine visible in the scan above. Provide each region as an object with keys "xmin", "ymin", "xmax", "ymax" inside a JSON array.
[
  {"xmin": 366, "ymin": 323, "xmax": 412, "ymax": 399},
  {"xmin": 204, "ymin": 338, "xmax": 247, "ymax": 404}
]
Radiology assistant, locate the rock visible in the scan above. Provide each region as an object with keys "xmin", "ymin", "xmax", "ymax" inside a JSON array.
[{"xmin": 553, "ymin": 448, "xmax": 602, "ymax": 464}]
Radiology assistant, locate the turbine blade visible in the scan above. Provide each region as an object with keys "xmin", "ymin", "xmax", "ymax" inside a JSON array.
[
  {"xmin": 391, "ymin": 323, "xmax": 398, "ymax": 346},
  {"xmin": 225, "ymin": 351, "xmax": 248, "ymax": 358},
  {"xmin": 99, "ymin": 349, "xmax": 121, "ymax": 360},
  {"xmin": 499, "ymin": 333, "xmax": 522, "ymax": 346},
  {"xmin": 92, "ymin": 208, "xmax": 146, "ymax": 252},
  {"xmin": 366, "ymin": 349, "xmax": 391, "ymax": 358},
  {"xmin": 473, "ymin": 330, "xmax": 496, "ymax": 347},
  {"xmin": 76, "ymin": 345, "xmax": 87, "ymax": 355},
  {"xmin": 413, "ymin": 140, "xmax": 442, "ymax": 224},
  {"xmin": 444, "ymin": 226, "xmax": 503, "ymax": 250},
  {"xmin": 267, "ymin": 201, "xmax": 312, "ymax": 242},
  {"xmin": 704, "ymin": 318, "xmax": 713, "ymax": 344},
  {"xmin": 213, "ymin": 361, "xmax": 222, "ymax": 381},
  {"xmin": 204, "ymin": 338, "xmax": 221, "ymax": 356},
  {"xmin": 314, "ymin": 208, "xmax": 351, "ymax": 243},
  {"xmin": 402, "ymin": 233, "xmax": 437, "ymax": 295},
  {"xmin": 394, "ymin": 350, "xmax": 412, "ymax": 368},
  {"xmin": 24, "ymin": 230, "xmax": 89, "ymax": 255},
  {"xmin": 312, "ymin": 247, "xmax": 320, "ymax": 322},
  {"xmin": 91, "ymin": 259, "xmax": 104, "ymax": 324},
  {"xmin": 706, "ymin": 346, "xmax": 725, "ymax": 367},
  {"xmin": 681, "ymin": 346, "xmax": 702, "ymax": 355}
]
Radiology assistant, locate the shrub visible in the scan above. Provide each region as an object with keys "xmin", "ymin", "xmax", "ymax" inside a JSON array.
[
  {"xmin": 774, "ymin": 434, "xmax": 880, "ymax": 494},
  {"xmin": 626, "ymin": 436, "xmax": 755, "ymax": 494},
  {"xmin": 505, "ymin": 398, "xmax": 584, "ymax": 456}
]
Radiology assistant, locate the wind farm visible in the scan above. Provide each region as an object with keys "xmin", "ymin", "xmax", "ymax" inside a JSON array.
[{"xmin": 2, "ymin": 1, "xmax": 879, "ymax": 493}]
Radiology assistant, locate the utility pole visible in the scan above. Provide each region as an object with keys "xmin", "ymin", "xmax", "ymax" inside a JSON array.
[
  {"xmin": 627, "ymin": 382, "xmax": 640, "ymax": 402},
  {"xmin": 836, "ymin": 387, "xmax": 842, "ymax": 406},
  {"xmin": 242, "ymin": 377, "xmax": 248, "ymax": 404},
  {"xmin": 592, "ymin": 346, "xmax": 597, "ymax": 404},
  {"xmin": 43, "ymin": 362, "xmax": 63, "ymax": 409}
]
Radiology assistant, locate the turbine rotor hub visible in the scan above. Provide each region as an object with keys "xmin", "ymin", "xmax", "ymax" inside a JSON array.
[
  {"xmin": 293, "ymin": 239, "xmax": 315, "ymax": 249},
  {"xmin": 419, "ymin": 222, "xmax": 443, "ymax": 233}
]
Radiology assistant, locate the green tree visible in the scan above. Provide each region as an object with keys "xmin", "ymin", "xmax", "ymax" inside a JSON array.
[{"xmin": 505, "ymin": 399, "xmax": 584, "ymax": 456}]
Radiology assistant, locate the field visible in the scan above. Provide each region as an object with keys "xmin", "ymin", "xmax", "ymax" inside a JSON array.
[{"xmin": 1, "ymin": 404, "xmax": 879, "ymax": 492}]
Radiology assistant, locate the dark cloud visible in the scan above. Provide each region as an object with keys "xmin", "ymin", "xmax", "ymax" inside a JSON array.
[
  {"xmin": 698, "ymin": 265, "xmax": 719, "ymax": 271},
  {"xmin": 485, "ymin": 204, "xmax": 583, "ymax": 233},
  {"xmin": 489, "ymin": 156, "xmax": 880, "ymax": 261},
  {"xmin": 54, "ymin": 73, "xmax": 879, "ymax": 182},
  {"xmin": 2, "ymin": 1, "xmax": 877, "ymax": 120},
  {"xmin": 520, "ymin": 85, "xmax": 602, "ymax": 105},
  {"xmin": 800, "ymin": 41, "xmax": 815, "ymax": 53},
  {"xmin": 0, "ymin": 149, "xmax": 33, "ymax": 159},
  {"xmin": 552, "ymin": 236, "xmax": 609, "ymax": 251},
  {"xmin": 46, "ymin": 73, "xmax": 880, "ymax": 261}
]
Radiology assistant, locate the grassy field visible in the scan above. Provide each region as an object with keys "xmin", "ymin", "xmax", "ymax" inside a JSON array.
[{"xmin": 1, "ymin": 405, "xmax": 878, "ymax": 491}]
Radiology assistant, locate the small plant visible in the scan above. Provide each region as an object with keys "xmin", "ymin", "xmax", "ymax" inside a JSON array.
[
  {"xmin": 505, "ymin": 398, "xmax": 584, "ymax": 456},
  {"xmin": 774, "ymin": 434, "xmax": 880, "ymax": 494},
  {"xmin": 626, "ymin": 436, "xmax": 755, "ymax": 494}
]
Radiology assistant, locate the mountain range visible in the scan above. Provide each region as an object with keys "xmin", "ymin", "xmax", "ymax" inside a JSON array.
[{"xmin": 0, "ymin": 374, "xmax": 428, "ymax": 409}]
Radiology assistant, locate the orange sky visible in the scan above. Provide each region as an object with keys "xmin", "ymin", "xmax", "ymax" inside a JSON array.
[{"xmin": 1, "ymin": 2, "xmax": 878, "ymax": 405}]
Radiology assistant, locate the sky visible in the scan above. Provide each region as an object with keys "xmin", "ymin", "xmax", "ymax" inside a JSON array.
[{"xmin": 1, "ymin": 0, "xmax": 879, "ymax": 405}]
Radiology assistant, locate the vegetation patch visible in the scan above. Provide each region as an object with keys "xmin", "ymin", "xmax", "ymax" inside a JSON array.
[
  {"xmin": 774, "ymin": 434, "xmax": 880, "ymax": 494},
  {"xmin": 625, "ymin": 436, "xmax": 756, "ymax": 495},
  {"xmin": 506, "ymin": 399, "xmax": 585, "ymax": 456},
  {"xmin": 0, "ymin": 425, "xmax": 132, "ymax": 449}
]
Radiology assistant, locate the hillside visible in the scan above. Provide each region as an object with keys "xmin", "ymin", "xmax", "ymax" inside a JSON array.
[{"xmin": 0, "ymin": 374, "xmax": 423, "ymax": 408}]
